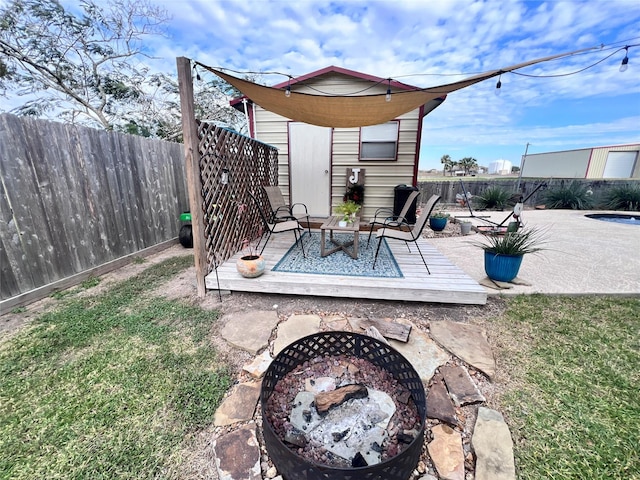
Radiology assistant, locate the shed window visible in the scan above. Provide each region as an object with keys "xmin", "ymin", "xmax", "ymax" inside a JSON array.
[{"xmin": 360, "ymin": 122, "xmax": 399, "ymax": 160}]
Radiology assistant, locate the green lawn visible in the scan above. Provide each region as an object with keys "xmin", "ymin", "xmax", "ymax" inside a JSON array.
[
  {"xmin": 1, "ymin": 263, "xmax": 638, "ymax": 479},
  {"xmin": 491, "ymin": 295, "xmax": 640, "ymax": 480},
  {"xmin": 0, "ymin": 256, "xmax": 232, "ymax": 479}
]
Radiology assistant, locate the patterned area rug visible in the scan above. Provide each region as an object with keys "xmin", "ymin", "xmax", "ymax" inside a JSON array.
[{"xmin": 272, "ymin": 232, "xmax": 403, "ymax": 278}]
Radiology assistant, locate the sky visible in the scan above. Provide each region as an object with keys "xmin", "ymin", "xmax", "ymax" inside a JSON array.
[{"xmin": 7, "ymin": 0, "xmax": 640, "ymax": 170}]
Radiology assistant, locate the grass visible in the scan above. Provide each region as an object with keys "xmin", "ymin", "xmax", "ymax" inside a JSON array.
[
  {"xmin": 490, "ymin": 295, "xmax": 640, "ymax": 480},
  {"xmin": 0, "ymin": 256, "xmax": 232, "ymax": 480}
]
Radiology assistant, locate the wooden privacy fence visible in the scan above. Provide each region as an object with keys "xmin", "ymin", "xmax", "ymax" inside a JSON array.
[
  {"xmin": 197, "ymin": 122, "xmax": 278, "ymax": 273},
  {"xmin": 0, "ymin": 113, "xmax": 187, "ymax": 306}
]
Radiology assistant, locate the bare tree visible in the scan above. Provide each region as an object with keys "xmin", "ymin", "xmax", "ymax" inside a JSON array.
[{"xmin": 0, "ymin": 0, "xmax": 169, "ymax": 131}]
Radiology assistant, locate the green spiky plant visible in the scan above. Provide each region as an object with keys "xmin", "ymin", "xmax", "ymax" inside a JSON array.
[
  {"xmin": 601, "ymin": 183, "xmax": 640, "ymax": 211},
  {"xmin": 474, "ymin": 227, "xmax": 548, "ymax": 256},
  {"xmin": 473, "ymin": 186, "xmax": 512, "ymax": 210},
  {"xmin": 543, "ymin": 181, "xmax": 593, "ymax": 209}
]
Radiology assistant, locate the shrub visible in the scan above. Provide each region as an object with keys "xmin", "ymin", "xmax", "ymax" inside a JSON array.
[
  {"xmin": 473, "ymin": 186, "xmax": 512, "ymax": 210},
  {"xmin": 601, "ymin": 184, "xmax": 640, "ymax": 211},
  {"xmin": 543, "ymin": 181, "xmax": 593, "ymax": 209}
]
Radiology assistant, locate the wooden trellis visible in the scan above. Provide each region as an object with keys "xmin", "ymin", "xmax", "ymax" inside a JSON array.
[
  {"xmin": 197, "ymin": 122, "xmax": 279, "ymax": 273},
  {"xmin": 177, "ymin": 56, "xmax": 278, "ymax": 296}
]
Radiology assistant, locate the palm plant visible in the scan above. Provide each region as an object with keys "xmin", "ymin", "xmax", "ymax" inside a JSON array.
[{"xmin": 543, "ymin": 181, "xmax": 593, "ymax": 209}]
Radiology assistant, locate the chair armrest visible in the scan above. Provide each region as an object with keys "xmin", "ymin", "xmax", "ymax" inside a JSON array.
[
  {"xmin": 290, "ymin": 202, "xmax": 310, "ymax": 216},
  {"xmin": 370, "ymin": 207, "xmax": 395, "ymax": 222},
  {"xmin": 382, "ymin": 217, "xmax": 411, "ymax": 229}
]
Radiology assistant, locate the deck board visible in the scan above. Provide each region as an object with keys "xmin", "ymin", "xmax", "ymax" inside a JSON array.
[{"xmin": 206, "ymin": 231, "xmax": 487, "ymax": 305}]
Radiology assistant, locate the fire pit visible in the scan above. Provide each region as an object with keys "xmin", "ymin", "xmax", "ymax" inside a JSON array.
[{"xmin": 261, "ymin": 332, "xmax": 426, "ymax": 480}]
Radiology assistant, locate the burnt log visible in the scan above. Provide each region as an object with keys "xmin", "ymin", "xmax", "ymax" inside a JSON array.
[{"xmin": 315, "ymin": 384, "xmax": 368, "ymax": 414}]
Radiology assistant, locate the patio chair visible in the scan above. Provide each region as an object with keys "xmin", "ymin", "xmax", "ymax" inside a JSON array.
[
  {"xmin": 366, "ymin": 190, "xmax": 420, "ymax": 247},
  {"xmin": 263, "ymin": 186, "xmax": 311, "ymax": 235},
  {"xmin": 248, "ymin": 191, "xmax": 306, "ymax": 257},
  {"xmin": 372, "ymin": 194, "xmax": 441, "ymax": 274}
]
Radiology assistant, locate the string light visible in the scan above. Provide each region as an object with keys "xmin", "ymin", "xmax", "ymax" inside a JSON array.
[
  {"xmin": 385, "ymin": 79, "xmax": 391, "ymax": 102},
  {"xmin": 620, "ymin": 47, "xmax": 629, "ymax": 72},
  {"xmin": 495, "ymin": 74, "xmax": 502, "ymax": 96},
  {"xmin": 285, "ymin": 79, "xmax": 291, "ymax": 97}
]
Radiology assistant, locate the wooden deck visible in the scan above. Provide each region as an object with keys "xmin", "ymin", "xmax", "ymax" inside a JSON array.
[{"xmin": 206, "ymin": 230, "xmax": 487, "ymax": 305}]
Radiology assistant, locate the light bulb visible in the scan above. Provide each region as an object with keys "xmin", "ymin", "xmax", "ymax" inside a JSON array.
[
  {"xmin": 285, "ymin": 84, "xmax": 291, "ymax": 97},
  {"xmin": 620, "ymin": 49, "xmax": 629, "ymax": 72},
  {"xmin": 386, "ymin": 87, "xmax": 391, "ymax": 102},
  {"xmin": 495, "ymin": 79, "xmax": 502, "ymax": 96}
]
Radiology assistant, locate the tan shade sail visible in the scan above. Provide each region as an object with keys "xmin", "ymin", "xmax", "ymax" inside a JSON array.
[{"xmin": 199, "ymin": 47, "xmax": 596, "ymax": 128}]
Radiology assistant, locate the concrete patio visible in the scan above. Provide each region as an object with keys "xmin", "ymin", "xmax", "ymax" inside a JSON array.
[{"xmin": 432, "ymin": 209, "xmax": 640, "ymax": 296}]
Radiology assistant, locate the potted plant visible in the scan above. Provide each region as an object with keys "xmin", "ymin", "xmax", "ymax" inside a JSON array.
[
  {"xmin": 474, "ymin": 227, "xmax": 547, "ymax": 282},
  {"xmin": 335, "ymin": 200, "xmax": 361, "ymax": 227},
  {"xmin": 236, "ymin": 236, "xmax": 266, "ymax": 278},
  {"xmin": 429, "ymin": 211, "xmax": 450, "ymax": 231}
]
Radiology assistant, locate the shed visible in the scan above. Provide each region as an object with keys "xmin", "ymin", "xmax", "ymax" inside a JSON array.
[
  {"xmin": 230, "ymin": 66, "xmax": 445, "ymax": 219},
  {"xmin": 521, "ymin": 143, "xmax": 640, "ymax": 179}
]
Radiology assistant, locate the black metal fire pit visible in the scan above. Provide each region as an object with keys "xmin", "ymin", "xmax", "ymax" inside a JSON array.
[{"xmin": 261, "ymin": 331, "xmax": 426, "ymax": 480}]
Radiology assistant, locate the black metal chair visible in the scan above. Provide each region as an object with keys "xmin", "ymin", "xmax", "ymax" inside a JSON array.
[
  {"xmin": 372, "ymin": 194, "xmax": 440, "ymax": 273},
  {"xmin": 367, "ymin": 190, "xmax": 420, "ymax": 246},
  {"xmin": 248, "ymin": 191, "xmax": 306, "ymax": 257},
  {"xmin": 263, "ymin": 186, "xmax": 311, "ymax": 236}
]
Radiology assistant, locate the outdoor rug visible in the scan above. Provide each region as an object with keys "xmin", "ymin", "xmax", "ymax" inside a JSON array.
[{"xmin": 272, "ymin": 232, "xmax": 403, "ymax": 278}]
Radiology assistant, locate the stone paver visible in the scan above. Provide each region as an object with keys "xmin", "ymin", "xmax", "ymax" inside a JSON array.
[
  {"xmin": 213, "ymin": 424, "xmax": 261, "ymax": 480},
  {"xmin": 426, "ymin": 376, "xmax": 457, "ymax": 426},
  {"xmin": 472, "ymin": 407, "xmax": 516, "ymax": 480},
  {"xmin": 214, "ymin": 381, "xmax": 261, "ymax": 426},
  {"xmin": 272, "ymin": 314, "xmax": 322, "ymax": 355},
  {"xmin": 427, "ymin": 424, "xmax": 465, "ymax": 480},
  {"xmin": 430, "ymin": 321, "xmax": 496, "ymax": 379},
  {"xmin": 441, "ymin": 365, "xmax": 486, "ymax": 406},
  {"xmin": 212, "ymin": 311, "xmax": 514, "ymax": 480},
  {"xmin": 242, "ymin": 349, "xmax": 273, "ymax": 379},
  {"xmin": 220, "ymin": 310, "xmax": 280, "ymax": 355},
  {"xmin": 389, "ymin": 324, "xmax": 450, "ymax": 383}
]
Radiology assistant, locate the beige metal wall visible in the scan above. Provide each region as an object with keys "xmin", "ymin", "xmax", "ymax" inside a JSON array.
[
  {"xmin": 586, "ymin": 144, "xmax": 640, "ymax": 178},
  {"xmin": 252, "ymin": 72, "xmax": 422, "ymax": 220},
  {"xmin": 522, "ymin": 148, "xmax": 591, "ymax": 178}
]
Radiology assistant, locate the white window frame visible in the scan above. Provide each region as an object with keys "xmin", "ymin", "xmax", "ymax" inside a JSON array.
[{"xmin": 359, "ymin": 121, "xmax": 399, "ymax": 161}]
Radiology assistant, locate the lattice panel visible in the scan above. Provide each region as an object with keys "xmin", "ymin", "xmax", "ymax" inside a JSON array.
[{"xmin": 197, "ymin": 122, "xmax": 278, "ymax": 272}]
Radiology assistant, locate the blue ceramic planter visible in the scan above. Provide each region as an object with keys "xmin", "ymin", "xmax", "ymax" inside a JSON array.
[
  {"xmin": 484, "ymin": 252, "xmax": 523, "ymax": 282},
  {"xmin": 429, "ymin": 217, "xmax": 448, "ymax": 231}
]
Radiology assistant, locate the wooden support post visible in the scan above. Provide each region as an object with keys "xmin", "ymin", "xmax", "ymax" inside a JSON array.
[{"xmin": 176, "ymin": 56, "xmax": 207, "ymax": 298}]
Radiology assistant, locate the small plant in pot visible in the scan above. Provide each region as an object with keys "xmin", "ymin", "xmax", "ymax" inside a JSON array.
[
  {"xmin": 334, "ymin": 200, "xmax": 361, "ymax": 227},
  {"xmin": 429, "ymin": 211, "xmax": 450, "ymax": 231},
  {"xmin": 236, "ymin": 235, "xmax": 266, "ymax": 278},
  {"xmin": 474, "ymin": 226, "xmax": 547, "ymax": 282}
]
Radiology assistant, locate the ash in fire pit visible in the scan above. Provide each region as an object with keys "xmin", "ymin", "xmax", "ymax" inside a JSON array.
[
  {"xmin": 289, "ymin": 385, "xmax": 396, "ymax": 466},
  {"xmin": 265, "ymin": 354, "xmax": 421, "ymax": 469}
]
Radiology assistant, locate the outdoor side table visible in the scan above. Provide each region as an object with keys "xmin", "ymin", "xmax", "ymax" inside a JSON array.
[{"xmin": 320, "ymin": 216, "xmax": 360, "ymax": 259}]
